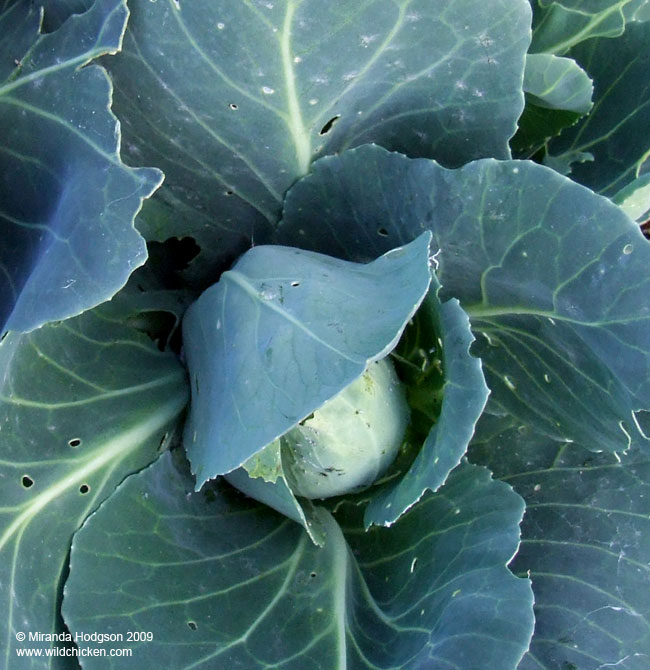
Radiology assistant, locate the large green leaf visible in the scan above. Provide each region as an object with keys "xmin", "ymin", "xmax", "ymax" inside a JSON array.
[
  {"xmin": 0, "ymin": 304, "xmax": 188, "ymax": 669},
  {"xmin": 0, "ymin": 0, "xmax": 162, "ymax": 333},
  {"xmin": 471, "ymin": 418, "xmax": 650, "ymax": 670},
  {"xmin": 102, "ymin": 0, "xmax": 531, "ymax": 284},
  {"xmin": 182, "ymin": 234, "xmax": 431, "ymax": 488},
  {"xmin": 529, "ymin": 0, "xmax": 648, "ymax": 54},
  {"xmin": 277, "ymin": 145, "xmax": 650, "ymax": 453},
  {"xmin": 63, "ymin": 449, "xmax": 533, "ymax": 670},
  {"xmin": 544, "ymin": 20, "xmax": 650, "ymax": 198},
  {"xmin": 511, "ymin": 53, "xmax": 593, "ymax": 155}
]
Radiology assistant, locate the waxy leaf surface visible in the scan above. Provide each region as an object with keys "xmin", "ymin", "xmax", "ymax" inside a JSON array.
[
  {"xmin": 0, "ymin": 303, "xmax": 188, "ymax": 669},
  {"xmin": 278, "ymin": 145, "xmax": 650, "ymax": 453},
  {"xmin": 63, "ymin": 450, "xmax": 533, "ymax": 670},
  {"xmin": 0, "ymin": 0, "xmax": 162, "ymax": 333},
  {"xmin": 182, "ymin": 234, "xmax": 431, "ymax": 488},
  {"xmin": 103, "ymin": 0, "xmax": 531, "ymax": 283},
  {"xmin": 471, "ymin": 419, "xmax": 650, "ymax": 670},
  {"xmin": 545, "ymin": 19, "xmax": 650, "ymax": 198}
]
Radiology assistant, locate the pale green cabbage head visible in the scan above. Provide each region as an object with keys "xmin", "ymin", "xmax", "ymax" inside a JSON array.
[{"xmin": 281, "ymin": 357, "xmax": 409, "ymax": 499}]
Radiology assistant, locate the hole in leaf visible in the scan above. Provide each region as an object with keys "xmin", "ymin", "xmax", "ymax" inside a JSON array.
[
  {"xmin": 225, "ymin": 190, "xmax": 234, "ymax": 196},
  {"xmin": 291, "ymin": 281, "xmax": 300, "ymax": 287},
  {"xmin": 310, "ymin": 571, "xmax": 317, "ymax": 579},
  {"xmin": 187, "ymin": 621, "xmax": 197, "ymax": 631},
  {"xmin": 79, "ymin": 484, "xmax": 90, "ymax": 495},
  {"xmin": 22, "ymin": 475, "xmax": 34, "ymax": 488},
  {"xmin": 319, "ymin": 115, "xmax": 340, "ymax": 135},
  {"xmin": 229, "ymin": 103, "xmax": 238, "ymax": 110},
  {"xmin": 68, "ymin": 438, "xmax": 82, "ymax": 448},
  {"xmin": 158, "ymin": 432, "xmax": 169, "ymax": 450},
  {"xmin": 0, "ymin": 331, "xmax": 7, "ymax": 343},
  {"xmin": 377, "ymin": 227, "xmax": 389, "ymax": 237}
]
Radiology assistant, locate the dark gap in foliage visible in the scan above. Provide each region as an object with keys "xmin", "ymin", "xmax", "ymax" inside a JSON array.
[
  {"xmin": 146, "ymin": 237, "xmax": 201, "ymax": 289},
  {"xmin": 319, "ymin": 115, "xmax": 340, "ymax": 135},
  {"xmin": 127, "ymin": 311, "xmax": 179, "ymax": 352},
  {"xmin": 641, "ymin": 219, "xmax": 650, "ymax": 239}
]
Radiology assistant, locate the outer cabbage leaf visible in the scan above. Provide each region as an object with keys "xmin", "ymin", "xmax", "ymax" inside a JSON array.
[
  {"xmin": 102, "ymin": 0, "xmax": 531, "ymax": 284},
  {"xmin": 613, "ymin": 172, "xmax": 650, "ymax": 222},
  {"xmin": 511, "ymin": 53, "xmax": 593, "ymax": 155},
  {"xmin": 545, "ymin": 20, "xmax": 650, "ymax": 198},
  {"xmin": 277, "ymin": 145, "xmax": 650, "ymax": 453},
  {"xmin": 471, "ymin": 418, "xmax": 650, "ymax": 670},
  {"xmin": 0, "ymin": 302, "xmax": 188, "ymax": 669},
  {"xmin": 182, "ymin": 234, "xmax": 431, "ymax": 488},
  {"xmin": 529, "ymin": 0, "xmax": 648, "ymax": 54},
  {"xmin": 0, "ymin": 0, "xmax": 162, "ymax": 334},
  {"xmin": 63, "ymin": 449, "xmax": 533, "ymax": 670}
]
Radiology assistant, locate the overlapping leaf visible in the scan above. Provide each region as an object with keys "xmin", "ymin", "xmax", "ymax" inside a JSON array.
[
  {"xmin": 512, "ymin": 53, "xmax": 593, "ymax": 154},
  {"xmin": 63, "ymin": 450, "xmax": 533, "ymax": 670},
  {"xmin": 0, "ymin": 0, "xmax": 162, "ymax": 333},
  {"xmin": 545, "ymin": 20, "xmax": 650, "ymax": 198},
  {"xmin": 363, "ymin": 274, "xmax": 489, "ymax": 528},
  {"xmin": 529, "ymin": 0, "xmax": 648, "ymax": 54},
  {"xmin": 471, "ymin": 418, "xmax": 650, "ymax": 670},
  {"xmin": 102, "ymin": 0, "xmax": 531, "ymax": 284},
  {"xmin": 277, "ymin": 145, "xmax": 650, "ymax": 453},
  {"xmin": 0, "ymin": 302, "xmax": 188, "ymax": 669},
  {"xmin": 182, "ymin": 234, "xmax": 431, "ymax": 488}
]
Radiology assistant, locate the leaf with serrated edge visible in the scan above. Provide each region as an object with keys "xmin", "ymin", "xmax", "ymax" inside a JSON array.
[
  {"xmin": 182, "ymin": 234, "xmax": 432, "ymax": 488},
  {"xmin": 471, "ymin": 418, "xmax": 650, "ymax": 670},
  {"xmin": 0, "ymin": 0, "xmax": 162, "ymax": 333},
  {"xmin": 277, "ymin": 144, "xmax": 650, "ymax": 453},
  {"xmin": 364, "ymin": 273, "xmax": 489, "ymax": 528},
  {"xmin": 63, "ymin": 450, "xmax": 533, "ymax": 670}
]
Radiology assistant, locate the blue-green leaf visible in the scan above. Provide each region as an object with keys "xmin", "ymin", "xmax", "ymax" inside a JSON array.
[
  {"xmin": 102, "ymin": 0, "xmax": 531, "ymax": 284},
  {"xmin": 0, "ymin": 0, "xmax": 162, "ymax": 334},
  {"xmin": 529, "ymin": 0, "xmax": 646, "ymax": 54},
  {"xmin": 523, "ymin": 54, "xmax": 593, "ymax": 113},
  {"xmin": 364, "ymin": 274, "xmax": 489, "ymax": 527},
  {"xmin": 471, "ymin": 419, "xmax": 650, "ymax": 670},
  {"xmin": 278, "ymin": 145, "xmax": 650, "ymax": 453},
  {"xmin": 182, "ymin": 234, "xmax": 431, "ymax": 488},
  {"xmin": 545, "ymin": 20, "xmax": 650, "ymax": 198},
  {"xmin": 63, "ymin": 450, "xmax": 533, "ymax": 670},
  {"xmin": 0, "ymin": 303, "xmax": 188, "ymax": 669}
]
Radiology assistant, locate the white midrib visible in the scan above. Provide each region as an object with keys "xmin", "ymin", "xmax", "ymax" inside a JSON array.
[
  {"xmin": 281, "ymin": 1, "xmax": 311, "ymax": 174},
  {"xmin": 0, "ymin": 394, "xmax": 186, "ymax": 553},
  {"xmin": 331, "ymin": 522, "xmax": 349, "ymax": 670}
]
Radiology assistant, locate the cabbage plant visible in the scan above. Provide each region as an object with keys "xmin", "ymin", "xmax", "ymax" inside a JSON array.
[{"xmin": 1, "ymin": 0, "xmax": 650, "ymax": 668}]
